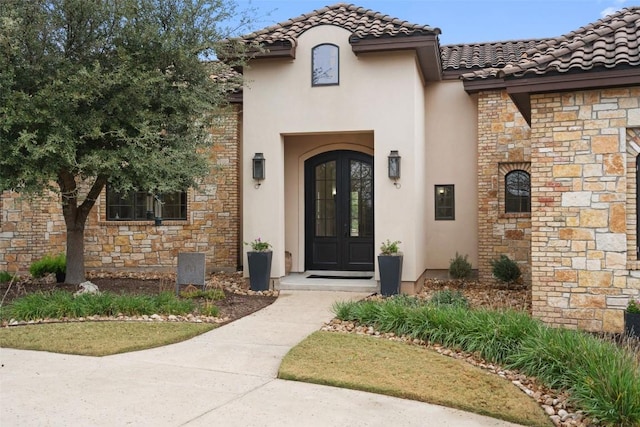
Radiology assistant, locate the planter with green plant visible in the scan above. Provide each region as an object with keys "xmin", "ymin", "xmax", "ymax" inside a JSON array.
[
  {"xmin": 245, "ymin": 238, "xmax": 272, "ymax": 291},
  {"xmin": 625, "ymin": 298, "xmax": 640, "ymax": 338},
  {"xmin": 378, "ymin": 240, "xmax": 402, "ymax": 296},
  {"xmin": 29, "ymin": 253, "xmax": 66, "ymax": 283}
]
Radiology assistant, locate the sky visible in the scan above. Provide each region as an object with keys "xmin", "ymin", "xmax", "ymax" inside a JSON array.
[{"xmin": 232, "ymin": 0, "xmax": 632, "ymax": 45}]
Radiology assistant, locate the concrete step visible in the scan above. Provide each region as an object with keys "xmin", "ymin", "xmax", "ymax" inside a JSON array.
[{"xmin": 277, "ymin": 272, "xmax": 378, "ymax": 293}]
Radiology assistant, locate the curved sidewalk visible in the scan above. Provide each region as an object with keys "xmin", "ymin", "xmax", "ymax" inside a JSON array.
[{"xmin": 1, "ymin": 291, "xmax": 522, "ymax": 426}]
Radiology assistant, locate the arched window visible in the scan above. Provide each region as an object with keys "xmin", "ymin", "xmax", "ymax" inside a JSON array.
[
  {"xmin": 505, "ymin": 170, "xmax": 530, "ymax": 213},
  {"xmin": 312, "ymin": 44, "xmax": 339, "ymax": 86}
]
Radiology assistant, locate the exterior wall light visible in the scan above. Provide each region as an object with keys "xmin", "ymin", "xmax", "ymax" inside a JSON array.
[
  {"xmin": 153, "ymin": 194, "xmax": 163, "ymax": 226},
  {"xmin": 388, "ymin": 150, "xmax": 401, "ymax": 188},
  {"xmin": 146, "ymin": 193, "xmax": 154, "ymax": 220},
  {"xmin": 253, "ymin": 153, "xmax": 265, "ymax": 188}
]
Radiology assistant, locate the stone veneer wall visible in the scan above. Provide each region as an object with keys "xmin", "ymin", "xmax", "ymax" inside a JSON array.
[
  {"xmin": 477, "ymin": 90, "xmax": 532, "ymax": 284},
  {"xmin": 0, "ymin": 105, "xmax": 242, "ymax": 275},
  {"xmin": 0, "ymin": 191, "xmax": 66, "ymax": 273},
  {"xmin": 530, "ymin": 87, "xmax": 640, "ymax": 332}
]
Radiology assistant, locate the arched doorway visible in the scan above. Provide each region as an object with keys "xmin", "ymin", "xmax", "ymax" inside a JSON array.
[{"xmin": 304, "ymin": 150, "xmax": 374, "ymax": 271}]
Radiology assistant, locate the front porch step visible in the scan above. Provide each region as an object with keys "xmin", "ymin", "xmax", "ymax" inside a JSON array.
[{"xmin": 277, "ymin": 272, "xmax": 378, "ymax": 293}]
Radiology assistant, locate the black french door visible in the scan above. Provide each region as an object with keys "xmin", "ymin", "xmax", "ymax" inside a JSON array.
[{"xmin": 305, "ymin": 151, "xmax": 374, "ymax": 271}]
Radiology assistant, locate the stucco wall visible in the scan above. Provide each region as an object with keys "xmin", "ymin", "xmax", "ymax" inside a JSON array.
[
  {"xmin": 530, "ymin": 86, "xmax": 640, "ymax": 332},
  {"xmin": 242, "ymin": 25, "xmax": 428, "ymax": 281},
  {"xmin": 424, "ymin": 80, "xmax": 478, "ymax": 269}
]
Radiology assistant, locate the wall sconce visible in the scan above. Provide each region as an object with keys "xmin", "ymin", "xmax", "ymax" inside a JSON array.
[
  {"xmin": 388, "ymin": 150, "xmax": 401, "ymax": 188},
  {"xmin": 146, "ymin": 193, "xmax": 154, "ymax": 220},
  {"xmin": 153, "ymin": 194, "xmax": 163, "ymax": 226},
  {"xmin": 253, "ymin": 153, "xmax": 265, "ymax": 188}
]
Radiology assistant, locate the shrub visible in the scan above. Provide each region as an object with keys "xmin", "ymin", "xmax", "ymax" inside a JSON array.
[
  {"xmin": 0, "ymin": 271, "xmax": 16, "ymax": 283},
  {"xmin": 180, "ymin": 288, "xmax": 225, "ymax": 301},
  {"xmin": 490, "ymin": 255, "xmax": 521, "ymax": 284},
  {"xmin": 29, "ymin": 253, "xmax": 66, "ymax": 278},
  {"xmin": 199, "ymin": 302, "xmax": 220, "ymax": 317},
  {"xmin": 449, "ymin": 252, "xmax": 472, "ymax": 279},
  {"xmin": 429, "ymin": 290, "xmax": 469, "ymax": 309}
]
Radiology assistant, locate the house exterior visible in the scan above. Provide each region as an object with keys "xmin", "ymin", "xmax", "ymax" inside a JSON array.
[{"xmin": 2, "ymin": 4, "xmax": 640, "ymax": 333}]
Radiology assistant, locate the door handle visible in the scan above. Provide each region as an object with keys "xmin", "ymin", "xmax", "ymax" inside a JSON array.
[{"xmin": 344, "ymin": 224, "xmax": 348, "ymax": 237}]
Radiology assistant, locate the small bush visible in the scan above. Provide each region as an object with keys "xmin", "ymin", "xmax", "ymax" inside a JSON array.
[
  {"xmin": 490, "ymin": 255, "xmax": 521, "ymax": 284},
  {"xmin": 0, "ymin": 271, "xmax": 16, "ymax": 283},
  {"xmin": 449, "ymin": 252, "xmax": 472, "ymax": 279},
  {"xmin": 199, "ymin": 302, "xmax": 220, "ymax": 317},
  {"xmin": 29, "ymin": 253, "xmax": 66, "ymax": 278},
  {"xmin": 180, "ymin": 288, "xmax": 225, "ymax": 301},
  {"xmin": 429, "ymin": 290, "xmax": 469, "ymax": 309}
]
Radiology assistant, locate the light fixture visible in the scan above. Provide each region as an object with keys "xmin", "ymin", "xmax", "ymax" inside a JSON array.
[
  {"xmin": 146, "ymin": 193, "xmax": 154, "ymax": 220},
  {"xmin": 388, "ymin": 150, "xmax": 401, "ymax": 188},
  {"xmin": 253, "ymin": 153, "xmax": 265, "ymax": 188},
  {"xmin": 153, "ymin": 194, "xmax": 163, "ymax": 226}
]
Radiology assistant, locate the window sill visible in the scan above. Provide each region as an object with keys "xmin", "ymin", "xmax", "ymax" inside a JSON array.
[
  {"xmin": 99, "ymin": 220, "xmax": 189, "ymax": 226},
  {"xmin": 499, "ymin": 213, "xmax": 531, "ymax": 220}
]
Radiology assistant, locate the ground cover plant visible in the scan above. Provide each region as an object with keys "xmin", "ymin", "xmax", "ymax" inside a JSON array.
[
  {"xmin": 280, "ymin": 332, "xmax": 551, "ymax": 426},
  {"xmin": 332, "ymin": 295, "xmax": 640, "ymax": 426},
  {"xmin": 0, "ymin": 272, "xmax": 277, "ymax": 355},
  {"xmin": 1, "ymin": 291, "xmax": 195, "ymax": 321}
]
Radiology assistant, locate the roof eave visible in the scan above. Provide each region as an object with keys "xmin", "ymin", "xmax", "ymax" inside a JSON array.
[
  {"xmin": 350, "ymin": 34, "xmax": 442, "ymax": 83},
  {"xmin": 249, "ymin": 42, "xmax": 296, "ymax": 60},
  {"xmin": 465, "ymin": 68, "xmax": 640, "ymax": 125}
]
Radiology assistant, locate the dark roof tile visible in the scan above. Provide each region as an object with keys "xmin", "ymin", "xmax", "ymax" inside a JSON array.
[
  {"xmin": 464, "ymin": 7, "xmax": 640, "ymax": 80},
  {"xmin": 242, "ymin": 3, "xmax": 440, "ymax": 45}
]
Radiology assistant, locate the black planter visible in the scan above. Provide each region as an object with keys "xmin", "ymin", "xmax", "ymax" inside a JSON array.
[
  {"xmin": 625, "ymin": 311, "xmax": 640, "ymax": 338},
  {"xmin": 55, "ymin": 272, "xmax": 66, "ymax": 283},
  {"xmin": 247, "ymin": 251, "xmax": 273, "ymax": 291},
  {"xmin": 378, "ymin": 255, "xmax": 403, "ymax": 296}
]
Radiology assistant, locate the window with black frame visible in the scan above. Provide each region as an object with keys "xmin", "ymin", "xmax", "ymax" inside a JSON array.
[
  {"xmin": 435, "ymin": 185, "xmax": 455, "ymax": 220},
  {"xmin": 106, "ymin": 188, "xmax": 187, "ymax": 221},
  {"xmin": 505, "ymin": 170, "xmax": 531, "ymax": 213}
]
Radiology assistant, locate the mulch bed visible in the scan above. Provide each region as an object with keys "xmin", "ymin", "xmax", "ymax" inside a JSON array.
[{"xmin": 0, "ymin": 271, "xmax": 278, "ymax": 324}]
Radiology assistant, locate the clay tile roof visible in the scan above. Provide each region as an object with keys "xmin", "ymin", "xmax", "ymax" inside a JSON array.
[
  {"xmin": 242, "ymin": 2, "xmax": 440, "ymax": 45},
  {"xmin": 441, "ymin": 39, "xmax": 547, "ymax": 71},
  {"xmin": 464, "ymin": 6, "xmax": 640, "ymax": 80}
]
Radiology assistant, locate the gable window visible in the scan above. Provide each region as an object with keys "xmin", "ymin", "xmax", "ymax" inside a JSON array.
[
  {"xmin": 106, "ymin": 188, "xmax": 187, "ymax": 221},
  {"xmin": 505, "ymin": 170, "xmax": 531, "ymax": 213},
  {"xmin": 312, "ymin": 44, "xmax": 339, "ymax": 86},
  {"xmin": 435, "ymin": 185, "xmax": 454, "ymax": 220}
]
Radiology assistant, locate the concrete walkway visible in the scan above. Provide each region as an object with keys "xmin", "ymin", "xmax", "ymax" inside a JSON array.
[{"xmin": 1, "ymin": 291, "xmax": 521, "ymax": 426}]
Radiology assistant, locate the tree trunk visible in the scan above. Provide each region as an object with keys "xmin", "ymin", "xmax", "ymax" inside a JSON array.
[
  {"xmin": 58, "ymin": 172, "xmax": 106, "ymax": 285},
  {"xmin": 65, "ymin": 226, "xmax": 86, "ymax": 285}
]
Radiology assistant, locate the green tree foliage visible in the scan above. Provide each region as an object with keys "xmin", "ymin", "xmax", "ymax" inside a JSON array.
[{"xmin": 0, "ymin": 0, "xmax": 251, "ymax": 283}]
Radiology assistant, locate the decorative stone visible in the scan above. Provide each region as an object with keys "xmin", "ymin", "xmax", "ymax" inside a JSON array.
[
  {"xmin": 553, "ymin": 164, "xmax": 582, "ymax": 177},
  {"xmin": 591, "ymin": 135, "xmax": 619, "ymax": 153},
  {"xmin": 74, "ymin": 281, "xmax": 100, "ymax": 297}
]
